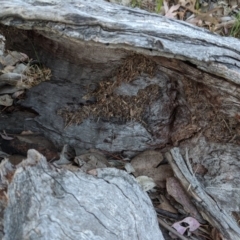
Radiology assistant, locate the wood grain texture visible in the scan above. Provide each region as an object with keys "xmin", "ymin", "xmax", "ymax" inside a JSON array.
[
  {"xmin": 168, "ymin": 146, "xmax": 240, "ymax": 240},
  {"xmin": 0, "ymin": 2, "xmax": 240, "ymax": 238},
  {"xmin": 0, "ymin": 0, "xmax": 239, "ymax": 155},
  {"xmin": 3, "ymin": 149, "xmax": 163, "ymax": 240},
  {"xmin": 1, "ymin": 0, "xmax": 240, "ymax": 84}
]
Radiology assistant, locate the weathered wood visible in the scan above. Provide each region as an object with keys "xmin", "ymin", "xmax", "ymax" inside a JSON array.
[
  {"xmin": 1, "ymin": 0, "xmax": 240, "ymax": 239},
  {"xmin": 1, "ymin": 0, "xmax": 240, "ymax": 83},
  {"xmin": 167, "ymin": 146, "xmax": 240, "ymax": 240},
  {"xmin": 0, "ymin": 0, "xmax": 240, "ymax": 156},
  {"xmin": 2, "ymin": 149, "xmax": 163, "ymax": 240}
]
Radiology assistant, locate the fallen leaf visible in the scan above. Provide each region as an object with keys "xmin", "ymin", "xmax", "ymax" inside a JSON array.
[
  {"xmin": 164, "ymin": 1, "xmax": 180, "ymax": 18},
  {"xmin": 166, "ymin": 177, "xmax": 203, "ymax": 221},
  {"xmin": 136, "ymin": 176, "xmax": 156, "ymax": 191},
  {"xmin": 124, "ymin": 162, "xmax": 135, "ymax": 173},
  {"xmin": 179, "ymin": 0, "xmax": 196, "ymax": 9},
  {"xmin": 170, "ymin": 217, "xmax": 200, "ymax": 238},
  {"xmin": 0, "ymin": 94, "xmax": 13, "ymax": 106},
  {"xmin": 186, "ymin": 16, "xmax": 203, "ymax": 27},
  {"xmin": 62, "ymin": 164, "xmax": 80, "ymax": 172},
  {"xmin": 158, "ymin": 195, "xmax": 178, "ymax": 213},
  {"xmin": 210, "ymin": 227, "xmax": 224, "ymax": 240},
  {"xmin": 131, "ymin": 150, "xmax": 163, "ymax": 171},
  {"xmin": 88, "ymin": 169, "xmax": 98, "ymax": 176},
  {"xmin": 74, "ymin": 152, "xmax": 110, "ymax": 172},
  {"xmin": 184, "ymin": 7, "xmax": 219, "ymax": 26},
  {"xmin": 131, "ymin": 150, "xmax": 172, "ymax": 186}
]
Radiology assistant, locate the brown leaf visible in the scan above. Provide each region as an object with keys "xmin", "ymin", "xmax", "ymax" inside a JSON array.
[
  {"xmin": 186, "ymin": 17, "xmax": 203, "ymax": 27},
  {"xmin": 166, "ymin": 4, "xmax": 180, "ymax": 18},
  {"xmin": 185, "ymin": 7, "xmax": 219, "ymax": 26},
  {"xmin": 87, "ymin": 169, "xmax": 98, "ymax": 176},
  {"xmin": 61, "ymin": 164, "xmax": 80, "ymax": 172},
  {"xmin": 166, "ymin": 177, "xmax": 203, "ymax": 221},
  {"xmin": 158, "ymin": 195, "xmax": 178, "ymax": 213},
  {"xmin": 131, "ymin": 150, "xmax": 172, "ymax": 186},
  {"xmin": 131, "ymin": 150, "xmax": 163, "ymax": 171},
  {"xmin": 8, "ymin": 155, "xmax": 26, "ymax": 165},
  {"xmin": 74, "ymin": 152, "xmax": 110, "ymax": 172},
  {"xmin": 210, "ymin": 227, "xmax": 224, "ymax": 240}
]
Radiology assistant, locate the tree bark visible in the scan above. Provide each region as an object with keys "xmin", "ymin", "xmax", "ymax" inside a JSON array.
[
  {"xmin": 0, "ymin": 0, "xmax": 240, "ymax": 239},
  {"xmin": 1, "ymin": 149, "xmax": 163, "ymax": 240}
]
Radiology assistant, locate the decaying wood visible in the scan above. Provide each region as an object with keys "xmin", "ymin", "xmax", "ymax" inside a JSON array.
[
  {"xmin": 0, "ymin": 0, "xmax": 240, "ymax": 239},
  {"xmin": 0, "ymin": 0, "xmax": 240, "ymax": 155},
  {"xmin": 0, "ymin": 0, "xmax": 240, "ymax": 156},
  {"xmin": 0, "ymin": 0, "xmax": 240, "ymax": 83},
  {"xmin": 1, "ymin": 149, "xmax": 163, "ymax": 240},
  {"xmin": 167, "ymin": 144, "xmax": 240, "ymax": 240}
]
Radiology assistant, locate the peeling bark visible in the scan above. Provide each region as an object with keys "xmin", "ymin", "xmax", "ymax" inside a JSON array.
[{"xmin": 0, "ymin": 0, "xmax": 240, "ymax": 239}]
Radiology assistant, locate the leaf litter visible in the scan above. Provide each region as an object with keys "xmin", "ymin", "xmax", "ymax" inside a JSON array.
[
  {"xmin": 0, "ymin": 4, "xmax": 227, "ymax": 239},
  {"xmin": 57, "ymin": 54, "xmax": 159, "ymax": 126},
  {"xmin": 112, "ymin": 0, "xmax": 240, "ymax": 37}
]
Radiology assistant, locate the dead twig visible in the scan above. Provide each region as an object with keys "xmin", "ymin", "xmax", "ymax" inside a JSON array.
[{"xmin": 155, "ymin": 208, "xmax": 186, "ymax": 220}]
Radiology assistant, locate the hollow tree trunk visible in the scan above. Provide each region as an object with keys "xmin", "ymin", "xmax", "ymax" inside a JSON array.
[{"xmin": 0, "ymin": 0, "xmax": 240, "ymax": 239}]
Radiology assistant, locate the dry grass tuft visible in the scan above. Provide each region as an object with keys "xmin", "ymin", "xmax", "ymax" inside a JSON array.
[{"xmin": 23, "ymin": 64, "xmax": 51, "ymax": 87}]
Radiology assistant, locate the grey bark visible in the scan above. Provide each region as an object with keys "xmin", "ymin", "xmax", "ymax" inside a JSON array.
[
  {"xmin": 167, "ymin": 145, "xmax": 240, "ymax": 240},
  {"xmin": 2, "ymin": 149, "xmax": 163, "ymax": 240},
  {"xmin": 0, "ymin": 0, "xmax": 240, "ymax": 155},
  {"xmin": 0, "ymin": 0, "xmax": 240, "ymax": 239}
]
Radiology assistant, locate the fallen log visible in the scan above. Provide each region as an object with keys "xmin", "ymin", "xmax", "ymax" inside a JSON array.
[
  {"xmin": 1, "ymin": 0, "xmax": 240, "ymax": 155},
  {"xmin": 0, "ymin": 0, "xmax": 240, "ymax": 239}
]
